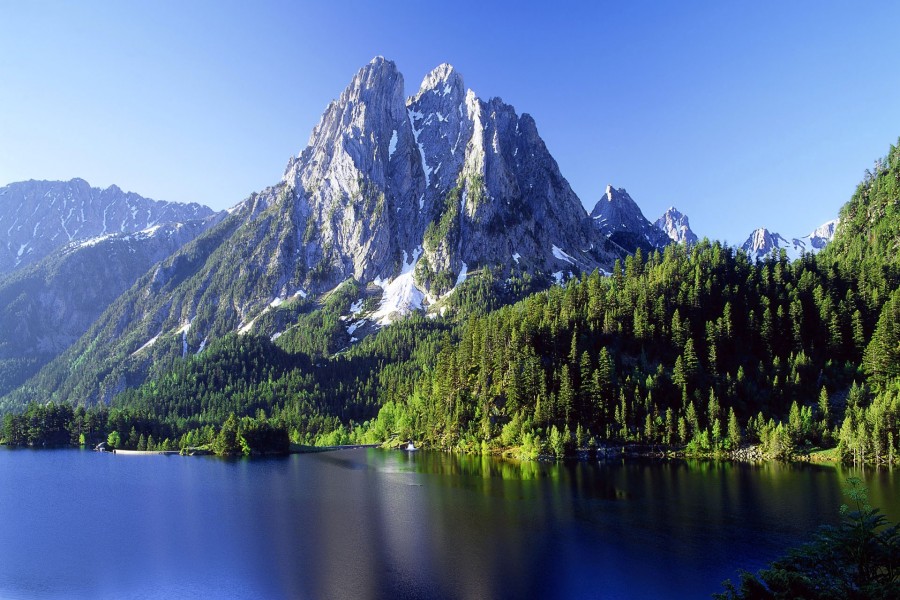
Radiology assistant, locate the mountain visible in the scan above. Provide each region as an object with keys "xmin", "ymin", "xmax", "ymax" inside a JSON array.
[
  {"xmin": 654, "ymin": 207, "xmax": 698, "ymax": 245},
  {"xmin": 2, "ymin": 57, "xmax": 622, "ymax": 406},
  {"xmin": 590, "ymin": 186, "xmax": 671, "ymax": 252},
  {"xmin": 0, "ymin": 178, "xmax": 214, "ymax": 274},
  {"xmin": 282, "ymin": 58, "xmax": 616, "ymax": 302},
  {"xmin": 740, "ymin": 220, "xmax": 838, "ymax": 261},
  {"xmin": 0, "ymin": 215, "xmax": 223, "ymax": 398}
]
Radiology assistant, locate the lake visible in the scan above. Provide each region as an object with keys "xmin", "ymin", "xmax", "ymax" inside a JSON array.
[{"xmin": 1, "ymin": 448, "xmax": 898, "ymax": 599}]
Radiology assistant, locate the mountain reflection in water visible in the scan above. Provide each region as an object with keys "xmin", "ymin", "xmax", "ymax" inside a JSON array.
[{"xmin": 0, "ymin": 447, "xmax": 897, "ymax": 599}]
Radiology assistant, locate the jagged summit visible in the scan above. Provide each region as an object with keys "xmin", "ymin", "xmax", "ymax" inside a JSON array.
[
  {"xmin": 655, "ymin": 206, "xmax": 699, "ymax": 245},
  {"xmin": 14, "ymin": 58, "xmax": 624, "ymax": 405},
  {"xmin": 739, "ymin": 219, "xmax": 838, "ymax": 261},
  {"xmin": 412, "ymin": 63, "xmax": 464, "ymax": 101},
  {"xmin": 741, "ymin": 228, "xmax": 787, "ymax": 259},
  {"xmin": 805, "ymin": 219, "xmax": 838, "ymax": 250},
  {"xmin": 282, "ymin": 58, "xmax": 614, "ymax": 300},
  {"xmin": 590, "ymin": 186, "xmax": 670, "ymax": 252}
]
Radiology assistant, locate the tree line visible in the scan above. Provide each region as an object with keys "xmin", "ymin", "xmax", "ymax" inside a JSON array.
[{"xmin": 3, "ymin": 140, "xmax": 900, "ymax": 464}]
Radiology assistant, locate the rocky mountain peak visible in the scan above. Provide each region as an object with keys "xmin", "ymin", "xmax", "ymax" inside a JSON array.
[
  {"xmin": 590, "ymin": 186, "xmax": 670, "ymax": 252},
  {"xmin": 655, "ymin": 206, "xmax": 699, "ymax": 245},
  {"xmin": 604, "ymin": 184, "xmax": 615, "ymax": 201},
  {"xmin": 740, "ymin": 227, "xmax": 789, "ymax": 260},
  {"xmin": 412, "ymin": 63, "xmax": 465, "ymax": 102},
  {"xmin": 300, "ymin": 57, "xmax": 406, "ymax": 157},
  {"xmin": 0, "ymin": 58, "xmax": 645, "ymax": 406},
  {"xmin": 739, "ymin": 219, "xmax": 839, "ymax": 262},
  {"xmin": 805, "ymin": 219, "xmax": 838, "ymax": 250}
]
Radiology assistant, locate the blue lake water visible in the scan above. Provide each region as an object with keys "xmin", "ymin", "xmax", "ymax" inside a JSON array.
[{"xmin": 1, "ymin": 447, "xmax": 898, "ymax": 599}]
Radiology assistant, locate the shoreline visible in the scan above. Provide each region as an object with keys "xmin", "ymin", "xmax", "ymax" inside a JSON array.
[
  {"xmin": 489, "ymin": 442, "xmax": 849, "ymax": 465},
  {"xmin": 0, "ymin": 440, "xmax": 860, "ymax": 466},
  {"xmin": 111, "ymin": 449, "xmax": 181, "ymax": 456}
]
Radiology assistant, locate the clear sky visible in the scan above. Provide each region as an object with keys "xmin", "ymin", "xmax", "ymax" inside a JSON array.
[{"xmin": 2, "ymin": 1, "xmax": 899, "ymax": 244}]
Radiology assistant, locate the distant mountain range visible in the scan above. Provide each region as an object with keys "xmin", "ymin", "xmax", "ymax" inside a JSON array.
[
  {"xmin": 0, "ymin": 178, "xmax": 214, "ymax": 274},
  {"xmin": 738, "ymin": 220, "xmax": 839, "ymax": 261},
  {"xmin": 0, "ymin": 215, "xmax": 223, "ymax": 396},
  {"xmin": 586, "ymin": 185, "xmax": 837, "ymax": 261}
]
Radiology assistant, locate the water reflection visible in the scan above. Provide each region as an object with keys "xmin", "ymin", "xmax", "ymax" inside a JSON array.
[{"xmin": 0, "ymin": 448, "xmax": 898, "ymax": 600}]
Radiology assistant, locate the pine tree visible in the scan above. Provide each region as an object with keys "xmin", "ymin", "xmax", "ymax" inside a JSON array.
[{"xmin": 727, "ymin": 407, "xmax": 741, "ymax": 448}]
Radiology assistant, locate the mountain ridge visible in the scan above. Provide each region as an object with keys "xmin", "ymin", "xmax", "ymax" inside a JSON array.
[
  {"xmin": 0, "ymin": 214, "xmax": 224, "ymax": 397},
  {"xmin": 740, "ymin": 220, "xmax": 838, "ymax": 261},
  {"xmin": 0, "ymin": 178, "xmax": 214, "ymax": 274}
]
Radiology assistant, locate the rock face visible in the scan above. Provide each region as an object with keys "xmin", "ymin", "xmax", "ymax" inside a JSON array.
[
  {"xmin": 740, "ymin": 219, "xmax": 838, "ymax": 261},
  {"xmin": 654, "ymin": 207, "xmax": 698, "ymax": 245},
  {"xmin": 281, "ymin": 58, "xmax": 616, "ymax": 304},
  {"xmin": 0, "ymin": 215, "xmax": 223, "ymax": 398},
  {"xmin": 0, "ymin": 178, "xmax": 214, "ymax": 274},
  {"xmin": 590, "ymin": 185, "xmax": 671, "ymax": 252}
]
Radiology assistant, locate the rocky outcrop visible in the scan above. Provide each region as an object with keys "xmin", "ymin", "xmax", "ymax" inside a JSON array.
[{"xmin": 655, "ymin": 207, "xmax": 699, "ymax": 245}]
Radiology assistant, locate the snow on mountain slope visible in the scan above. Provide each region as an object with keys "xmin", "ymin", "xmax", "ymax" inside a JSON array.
[
  {"xmin": 740, "ymin": 219, "xmax": 839, "ymax": 261},
  {"xmin": 0, "ymin": 178, "xmax": 214, "ymax": 274}
]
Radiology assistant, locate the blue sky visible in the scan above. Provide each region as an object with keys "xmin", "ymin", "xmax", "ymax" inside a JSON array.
[{"xmin": 2, "ymin": 1, "xmax": 899, "ymax": 244}]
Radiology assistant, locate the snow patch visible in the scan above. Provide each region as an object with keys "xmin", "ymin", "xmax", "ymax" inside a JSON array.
[
  {"xmin": 132, "ymin": 332, "xmax": 161, "ymax": 356},
  {"xmin": 347, "ymin": 319, "xmax": 366, "ymax": 336},
  {"xmin": 349, "ymin": 299, "xmax": 364, "ymax": 314},
  {"xmin": 134, "ymin": 224, "xmax": 161, "ymax": 239},
  {"xmin": 551, "ymin": 245, "xmax": 576, "ymax": 265},
  {"xmin": 177, "ymin": 320, "xmax": 193, "ymax": 358},
  {"xmin": 388, "ymin": 129, "xmax": 398, "ymax": 158},
  {"xmin": 372, "ymin": 248, "xmax": 427, "ymax": 325},
  {"xmin": 197, "ymin": 337, "xmax": 208, "ymax": 354},
  {"xmin": 455, "ymin": 262, "xmax": 468, "ymax": 286},
  {"xmin": 238, "ymin": 315, "xmax": 260, "ymax": 335},
  {"xmin": 512, "ymin": 252, "xmax": 521, "ymax": 264}
]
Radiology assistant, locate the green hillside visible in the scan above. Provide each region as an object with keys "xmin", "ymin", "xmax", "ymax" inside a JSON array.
[{"xmin": 5, "ymin": 140, "xmax": 900, "ymax": 462}]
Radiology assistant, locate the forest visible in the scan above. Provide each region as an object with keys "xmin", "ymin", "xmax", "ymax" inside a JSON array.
[{"xmin": 2, "ymin": 140, "xmax": 899, "ymax": 463}]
